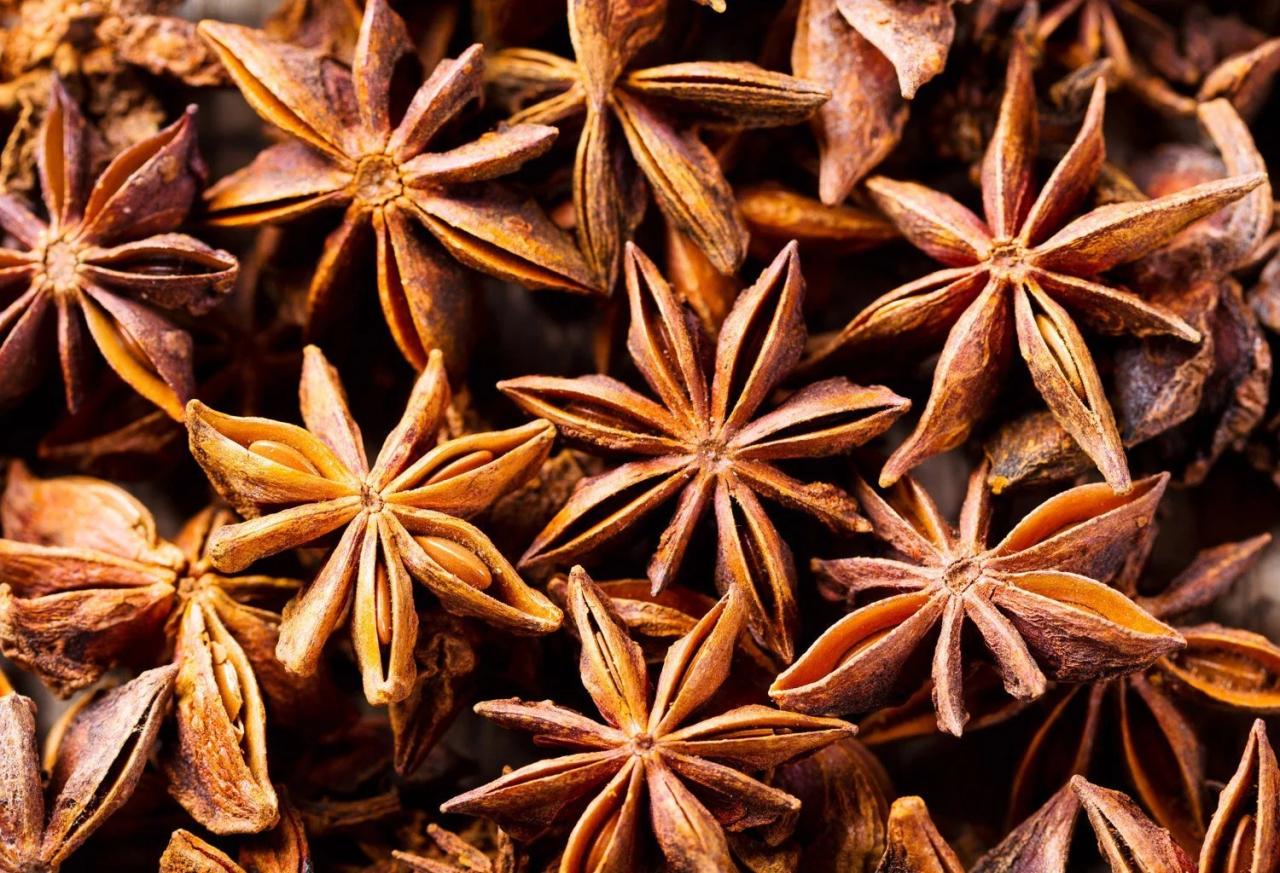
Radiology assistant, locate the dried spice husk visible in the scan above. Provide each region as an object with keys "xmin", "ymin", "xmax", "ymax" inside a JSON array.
[
  {"xmin": 200, "ymin": 0, "xmax": 597, "ymax": 372},
  {"xmin": 1009, "ymin": 534, "xmax": 1278, "ymax": 850},
  {"xmin": 186, "ymin": 344, "xmax": 562, "ymax": 705},
  {"xmin": 973, "ymin": 775, "xmax": 1195, "ymax": 872},
  {"xmin": 443, "ymin": 567, "xmax": 855, "ymax": 872},
  {"xmin": 486, "ymin": 0, "xmax": 829, "ymax": 287},
  {"xmin": 0, "ymin": 79, "xmax": 237, "ymax": 419},
  {"xmin": 793, "ymin": 0, "xmax": 962, "ymax": 205},
  {"xmin": 159, "ymin": 793, "xmax": 312, "ymax": 873},
  {"xmin": 501, "ymin": 242, "xmax": 908, "ymax": 663},
  {"xmin": 805, "ymin": 32, "xmax": 1263, "ymax": 491},
  {"xmin": 0, "ymin": 665, "xmax": 175, "ymax": 873},
  {"xmin": 0, "ymin": 463, "xmax": 331, "ymax": 834},
  {"xmin": 388, "ymin": 611, "xmax": 477, "ymax": 776},
  {"xmin": 774, "ymin": 461, "xmax": 1183, "ymax": 735},
  {"xmin": 1199, "ymin": 719, "xmax": 1280, "ymax": 873},
  {"xmin": 0, "ymin": 0, "xmax": 226, "ymax": 196},
  {"xmin": 771, "ymin": 736, "xmax": 893, "ymax": 872},
  {"xmin": 986, "ymin": 98, "xmax": 1273, "ymax": 490},
  {"xmin": 874, "ymin": 796, "xmax": 964, "ymax": 873},
  {"xmin": 1035, "ymin": 0, "xmax": 1280, "ymax": 118},
  {"xmin": 392, "ymin": 821, "xmax": 525, "ymax": 873}
]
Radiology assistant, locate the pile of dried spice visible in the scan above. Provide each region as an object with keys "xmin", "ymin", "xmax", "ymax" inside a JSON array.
[{"xmin": 1, "ymin": 0, "xmax": 1280, "ymax": 870}]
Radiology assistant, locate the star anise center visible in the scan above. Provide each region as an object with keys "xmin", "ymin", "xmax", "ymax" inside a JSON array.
[
  {"xmin": 942, "ymin": 556, "xmax": 983, "ymax": 594},
  {"xmin": 39, "ymin": 235, "xmax": 83, "ymax": 294},
  {"xmin": 629, "ymin": 733, "xmax": 656, "ymax": 754},
  {"xmin": 695, "ymin": 437, "xmax": 730, "ymax": 470},
  {"xmin": 175, "ymin": 570, "xmax": 217, "ymax": 606},
  {"xmin": 360, "ymin": 483, "xmax": 386, "ymax": 513},
  {"xmin": 353, "ymin": 154, "xmax": 403, "ymax": 208},
  {"xmin": 987, "ymin": 238, "xmax": 1029, "ymax": 278}
]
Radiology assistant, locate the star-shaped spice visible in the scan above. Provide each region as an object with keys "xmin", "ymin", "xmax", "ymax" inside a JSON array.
[
  {"xmin": 804, "ymin": 37, "xmax": 1265, "ymax": 491},
  {"xmin": 499, "ymin": 242, "xmax": 908, "ymax": 662},
  {"xmin": 0, "ymin": 80, "xmax": 237, "ymax": 419},
  {"xmin": 486, "ymin": 0, "xmax": 829, "ymax": 286},
  {"xmin": 793, "ymin": 0, "xmax": 963, "ymax": 204},
  {"xmin": 1036, "ymin": 0, "xmax": 1280, "ymax": 118},
  {"xmin": 771, "ymin": 460, "xmax": 1184, "ymax": 736},
  {"xmin": 1009, "ymin": 533, "xmax": 1279, "ymax": 851},
  {"xmin": 186, "ymin": 344, "xmax": 563, "ymax": 706},
  {"xmin": 971, "ymin": 774, "xmax": 1199, "ymax": 873},
  {"xmin": 198, "ymin": 0, "xmax": 596, "ymax": 371},
  {"xmin": 0, "ymin": 0, "xmax": 226, "ymax": 195},
  {"xmin": 0, "ymin": 462, "xmax": 326, "ymax": 834},
  {"xmin": 0, "ymin": 665, "xmax": 176, "ymax": 873},
  {"xmin": 441, "ymin": 567, "xmax": 854, "ymax": 872}
]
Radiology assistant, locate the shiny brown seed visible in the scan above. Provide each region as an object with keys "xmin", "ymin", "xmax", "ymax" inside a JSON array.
[
  {"xmin": 415, "ymin": 536, "xmax": 492, "ymax": 590},
  {"xmin": 424, "ymin": 450, "xmax": 495, "ymax": 485},
  {"xmin": 248, "ymin": 439, "xmax": 321, "ymax": 476}
]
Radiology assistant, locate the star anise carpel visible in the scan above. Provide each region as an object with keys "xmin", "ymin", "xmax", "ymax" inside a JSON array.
[
  {"xmin": 198, "ymin": 0, "xmax": 597, "ymax": 372},
  {"xmin": 499, "ymin": 241, "xmax": 909, "ymax": 663},
  {"xmin": 972, "ymin": 774, "xmax": 1198, "ymax": 873},
  {"xmin": 1009, "ymin": 532, "xmax": 1280, "ymax": 851},
  {"xmin": 772, "ymin": 459, "xmax": 1184, "ymax": 736},
  {"xmin": 0, "ymin": 665, "xmax": 176, "ymax": 873},
  {"xmin": 804, "ymin": 36, "xmax": 1265, "ymax": 492},
  {"xmin": 0, "ymin": 78, "xmax": 237, "ymax": 420},
  {"xmin": 1036, "ymin": 0, "xmax": 1280, "ymax": 118},
  {"xmin": 1199, "ymin": 718, "xmax": 1280, "ymax": 873},
  {"xmin": 186, "ymin": 343, "xmax": 563, "ymax": 705},
  {"xmin": 486, "ymin": 0, "xmax": 830, "ymax": 288},
  {"xmin": 441, "ymin": 566, "xmax": 855, "ymax": 873},
  {"xmin": 0, "ymin": 461, "xmax": 307, "ymax": 834}
]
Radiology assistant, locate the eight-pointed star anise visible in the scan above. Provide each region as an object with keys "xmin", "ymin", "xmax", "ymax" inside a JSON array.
[
  {"xmin": 441, "ymin": 567, "xmax": 854, "ymax": 873},
  {"xmin": 771, "ymin": 460, "xmax": 1184, "ymax": 735},
  {"xmin": 0, "ymin": 462, "xmax": 314, "ymax": 834},
  {"xmin": 198, "ymin": 0, "xmax": 596, "ymax": 371},
  {"xmin": 486, "ymin": 0, "xmax": 829, "ymax": 286},
  {"xmin": 804, "ymin": 36, "xmax": 1265, "ymax": 491},
  {"xmin": 0, "ymin": 80, "xmax": 237, "ymax": 419},
  {"xmin": 1009, "ymin": 533, "xmax": 1280, "ymax": 851},
  {"xmin": 499, "ymin": 241, "xmax": 909, "ymax": 663},
  {"xmin": 186, "ymin": 344, "xmax": 563, "ymax": 705},
  {"xmin": 0, "ymin": 665, "xmax": 177, "ymax": 873}
]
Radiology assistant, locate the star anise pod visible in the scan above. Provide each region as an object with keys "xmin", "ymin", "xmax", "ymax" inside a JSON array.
[
  {"xmin": 0, "ymin": 462, "xmax": 330, "ymax": 833},
  {"xmin": 1009, "ymin": 533, "xmax": 1279, "ymax": 850},
  {"xmin": 186, "ymin": 344, "xmax": 563, "ymax": 705},
  {"xmin": 1199, "ymin": 718, "xmax": 1280, "ymax": 873},
  {"xmin": 0, "ymin": 80, "xmax": 237, "ymax": 419},
  {"xmin": 874, "ymin": 796, "xmax": 964, "ymax": 873},
  {"xmin": 499, "ymin": 242, "xmax": 909, "ymax": 662},
  {"xmin": 804, "ymin": 36, "xmax": 1265, "ymax": 491},
  {"xmin": 442, "ymin": 566, "xmax": 854, "ymax": 872},
  {"xmin": 986, "ymin": 97, "xmax": 1274, "ymax": 492},
  {"xmin": 486, "ymin": 0, "xmax": 829, "ymax": 286},
  {"xmin": 1036, "ymin": 0, "xmax": 1280, "ymax": 118},
  {"xmin": 771, "ymin": 736, "xmax": 892, "ymax": 873},
  {"xmin": 199, "ymin": 0, "xmax": 596, "ymax": 371},
  {"xmin": 772, "ymin": 460, "xmax": 1184, "ymax": 735},
  {"xmin": 392, "ymin": 822, "xmax": 525, "ymax": 873},
  {"xmin": 972, "ymin": 774, "xmax": 1196, "ymax": 872},
  {"xmin": 0, "ymin": 0, "xmax": 225, "ymax": 195},
  {"xmin": 0, "ymin": 665, "xmax": 176, "ymax": 873},
  {"xmin": 160, "ymin": 794, "xmax": 312, "ymax": 873},
  {"xmin": 793, "ymin": 0, "xmax": 962, "ymax": 205}
]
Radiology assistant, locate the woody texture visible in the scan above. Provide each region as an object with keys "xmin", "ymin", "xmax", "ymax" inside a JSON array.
[{"xmin": 0, "ymin": 0, "xmax": 1278, "ymax": 871}]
